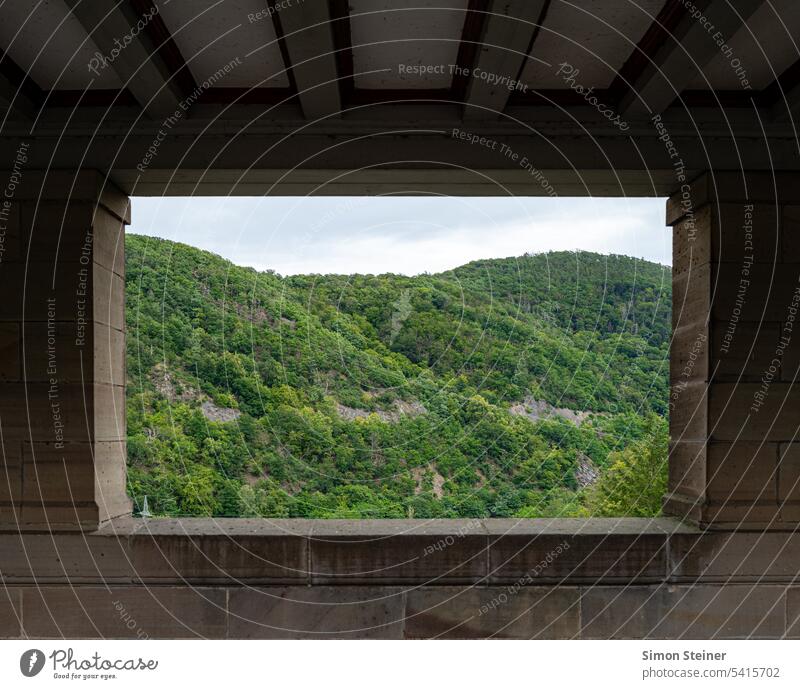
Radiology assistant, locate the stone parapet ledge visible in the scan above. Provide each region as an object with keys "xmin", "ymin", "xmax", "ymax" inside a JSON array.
[
  {"xmin": 3, "ymin": 518, "xmax": 800, "ymax": 638},
  {"xmin": 8, "ymin": 516, "xmax": 795, "ymax": 586}
]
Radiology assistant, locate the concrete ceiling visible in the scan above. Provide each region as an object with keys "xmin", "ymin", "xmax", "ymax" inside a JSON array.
[
  {"xmin": 158, "ymin": 0, "xmax": 290, "ymax": 89},
  {"xmin": 350, "ymin": 0, "xmax": 468, "ymax": 89},
  {"xmin": 685, "ymin": 0, "xmax": 800, "ymax": 90},
  {"xmin": 0, "ymin": 0, "xmax": 122, "ymax": 90},
  {"xmin": 521, "ymin": 0, "xmax": 666, "ymax": 90},
  {"xmin": 0, "ymin": 1, "xmax": 798, "ymax": 196},
  {"xmin": 2, "ymin": 0, "xmax": 795, "ymax": 101}
]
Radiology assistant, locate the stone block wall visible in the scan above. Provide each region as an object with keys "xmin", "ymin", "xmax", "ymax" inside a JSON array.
[
  {"xmin": 666, "ymin": 172, "xmax": 800, "ymax": 528},
  {"xmin": 0, "ymin": 518, "xmax": 797, "ymax": 639},
  {"xmin": 0, "ymin": 171, "xmax": 130, "ymax": 530}
]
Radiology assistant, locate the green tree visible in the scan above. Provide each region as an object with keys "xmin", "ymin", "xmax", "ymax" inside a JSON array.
[
  {"xmin": 584, "ymin": 415, "xmax": 668, "ymax": 517},
  {"xmin": 124, "ymin": 234, "xmax": 672, "ymax": 519}
]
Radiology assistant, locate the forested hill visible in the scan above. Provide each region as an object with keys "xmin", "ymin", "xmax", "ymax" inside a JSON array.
[{"xmin": 125, "ymin": 234, "xmax": 671, "ymax": 519}]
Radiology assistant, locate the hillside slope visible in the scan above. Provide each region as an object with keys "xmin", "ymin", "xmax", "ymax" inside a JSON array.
[{"xmin": 125, "ymin": 234, "xmax": 671, "ymax": 518}]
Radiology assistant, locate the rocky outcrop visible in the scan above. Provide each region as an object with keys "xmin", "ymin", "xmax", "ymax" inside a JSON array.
[
  {"xmin": 152, "ymin": 364, "xmax": 240, "ymax": 423},
  {"xmin": 151, "ymin": 363, "xmax": 200, "ymax": 402},
  {"xmin": 509, "ymin": 395, "xmax": 591, "ymax": 426},
  {"xmin": 200, "ymin": 400, "xmax": 241, "ymax": 423},
  {"xmin": 336, "ymin": 399, "xmax": 426, "ymax": 423},
  {"xmin": 575, "ymin": 453, "xmax": 600, "ymax": 488},
  {"xmin": 411, "ymin": 465, "xmax": 446, "ymax": 498}
]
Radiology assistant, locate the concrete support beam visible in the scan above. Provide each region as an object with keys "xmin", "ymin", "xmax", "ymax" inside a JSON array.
[
  {"xmin": 621, "ymin": 0, "xmax": 761, "ymax": 119},
  {"xmin": 463, "ymin": 0, "xmax": 546, "ymax": 119},
  {"xmin": 2, "ymin": 113, "xmax": 798, "ymax": 196},
  {"xmin": 277, "ymin": 1, "xmax": 341, "ymax": 120},
  {"xmin": 665, "ymin": 171, "xmax": 800, "ymax": 529},
  {"xmin": 0, "ymin": 106, "xmax": 797, "ymax": 196},
  {"xmin": 63, "ymin": 1, "xmax": 181, "ymax": 118},
  {"xmin": 0, "ymin": 170, "xmax": 131, "ymax": 531}
]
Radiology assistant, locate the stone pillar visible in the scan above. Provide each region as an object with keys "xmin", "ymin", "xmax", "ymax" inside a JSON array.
[
  {"xmin": 0, "ymin": 170, "xmax": 130, "ymax": 531},
  {"xmin": 666, "ymin": 171, "xmax": 800, "ymax": 529}
]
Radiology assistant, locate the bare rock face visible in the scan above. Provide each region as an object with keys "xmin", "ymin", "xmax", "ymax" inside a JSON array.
[
  {"xmin": 335, "ymin": 403, "xmax": 368, "ymax": 421},
  {"xmin": 200, "ymin": 400, "xmax": 242, "ymax": 423},
  {"xmin": 336, "ymin": 399, "xmax": 426, "ymax": 423},
  {"xmin": 431, "ymin": 470, "xmax": 445, "ymax": 498},
  {"xmin": 393, "ymin": 400, "xmax": 427, "ymax": 418},
  {"xmin": 411, "ymin": 465, "xmax": 446, "ymax": 497},
  {"xmin": 509, "ymin": 395, "xmax": 591, "ymax": 426},
  {"xmin": 151, "ymin": 363, "xmax": 200, "ymax": 403},
  {"xmin": 575, "ymin": 453, "xmax": 600, "ymax": 488},
  {"xmin": 152, "ymin": 364, "xmax": 241, "ymax": 423}
]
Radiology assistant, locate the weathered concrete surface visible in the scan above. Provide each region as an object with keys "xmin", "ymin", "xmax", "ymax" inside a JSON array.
[
  {"xmin": 0, "ymin": 588, "xmax": 22, "ymax": 639},
  {"xmin": 580, "ymin": 585, "xmax": 786, "ymax": 639},
  {"xmin": 19, "ymin": 587, "xmax": 227, "ymax": 639},
  {"xmin": 404, "ymin": 586, "xmax": 580, "ymax": 639},
  {"xmin": 228, "ymin": 587, "xmax": 406, "ymax": 639},
  {"xmin": 309, "ymin": 519, "xmax": 489, "ymax": 584},
  {"xmin": 485, "ymin": 518, "xmax": 680, "ymax": 584},
  {"xmin": 0, "ymin": 518, "xmax": 798, "ymax": 638},
  {"xmin": 2, "ymin": 581, "xmax": 791, "ymax": 639},
  {"xmin": 787, "ymin": 588, "xmax": 800, "ymax": 638}
]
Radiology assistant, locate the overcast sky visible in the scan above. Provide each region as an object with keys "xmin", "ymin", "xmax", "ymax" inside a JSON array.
[{"xmin": 130, "ymin": 196, "xmax": 669, "ymax": 276}]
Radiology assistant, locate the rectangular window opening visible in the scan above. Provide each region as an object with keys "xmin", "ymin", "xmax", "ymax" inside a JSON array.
[{"xmin": 125, "ymin": 196, "xmax": 671, "ymax": 520}]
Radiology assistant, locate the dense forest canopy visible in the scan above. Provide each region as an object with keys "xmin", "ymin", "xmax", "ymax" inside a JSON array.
[{"xmin": 125, "ymin": 233, "xmax": 671, "ymax": 519}]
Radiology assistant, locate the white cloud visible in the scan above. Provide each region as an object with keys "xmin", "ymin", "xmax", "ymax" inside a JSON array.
[{"xmin": 130, "ymin": 196, "xmax": 670, "ymax": 275}]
